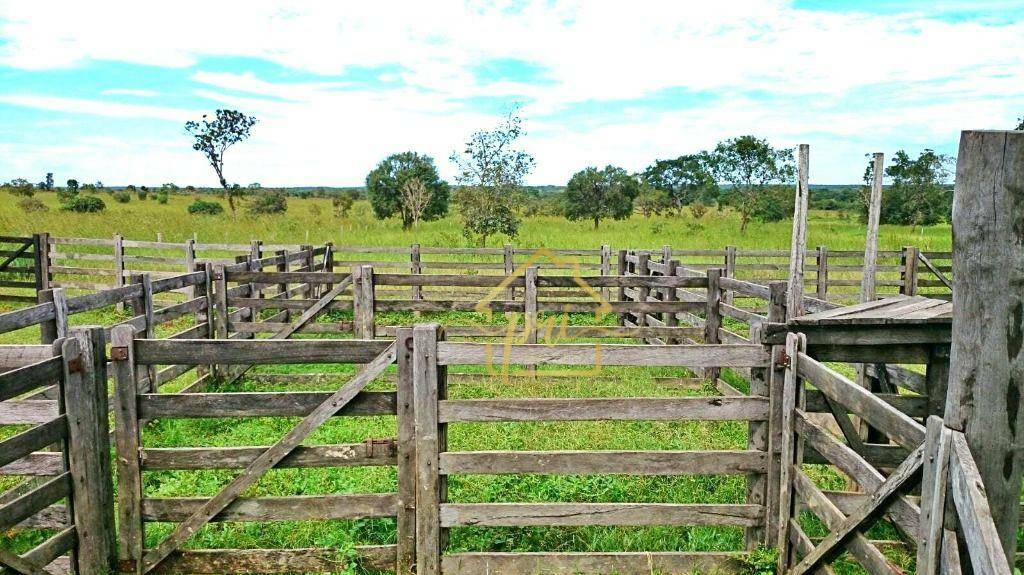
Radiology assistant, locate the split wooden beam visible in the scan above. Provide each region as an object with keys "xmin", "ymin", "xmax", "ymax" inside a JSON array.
[{"xmin": 140, "ymin": 342, "xmax": 397, "ymax": 573}]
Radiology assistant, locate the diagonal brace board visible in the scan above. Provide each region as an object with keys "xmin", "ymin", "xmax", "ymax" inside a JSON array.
[
  {"xmin": 0, "ymin": 548, "xmax": 46, "ymax": 575},
  {"xmin": 0, "ymin": 241, "xmax": 31, "ymax": 272},
  {"xmin": 141, "ymin": 342, "xmax": 397, "ymax": 573},
  {"xmin": 790, "ymin": 443, "xmax": 925, "ymax": 575}
]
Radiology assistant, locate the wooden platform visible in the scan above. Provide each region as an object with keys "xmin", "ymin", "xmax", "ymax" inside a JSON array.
[{"xmin": 790, "ymin": 295, "xmax": 951, "ymax": 326}]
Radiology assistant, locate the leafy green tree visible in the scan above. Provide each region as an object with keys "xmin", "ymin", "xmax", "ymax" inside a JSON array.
[
  {"xmin": 861, "ymin": 150, "xmax": 952, "ymax": 226},
  {"xmin": 563, "ymin": 165, "xmax": 641, "ymax": 228},
  {"xmin": 62, "ymin": 195, "xmax": 105, "ymax": 212},
  {"xmin": 184, "ymin": 109, "xmax": 257, "ymax": 215},
  {"xmin": 332, "ymin": 190, "xmax": 358, "ymax": 217},
  {"xmin": 710, "ymin": 136, "xmax": 795, "ymax": 231},
  {"xmin": 366, "ymin": 152, "xmax": 449, "ymax": 229},
  {"xmin": 635, "ymin": 184, "xmax": 672, "ymax": 218},
  {"xmin": 641, "ymin": 153, "xmax": 717, "ymax": 213},
  {"xmin": 450, "ymin": 110, "xmax": 535, "ymax": 245},
  {"xmin": 187, "ymin": 199, "xmax": 224, "ymax": 215},
  {"xmin": 1017, "ymin": 116, "xmax": 1024, "ymax": 130},
  {"xmin": 3, "ymin": 178, "xmax": 34, "ymax": 197},
  {"xmin": 247, "ymin": 190, "xmax": 287, "ymax": 215},
  {"xmin": 58, "ymin": 179, "xmax": 79, "ymax": 203}
]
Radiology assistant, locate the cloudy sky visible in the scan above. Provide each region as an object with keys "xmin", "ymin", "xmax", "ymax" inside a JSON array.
[{"xmin": 1, "ymin": 0, "xmax": 1022, "ymax": 187}]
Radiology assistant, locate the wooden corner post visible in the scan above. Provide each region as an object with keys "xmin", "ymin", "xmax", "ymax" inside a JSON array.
[
  {"xmin": 900, "ymin": 246, "xmax": 919, "ymax": 296},
  {"xmin": 353, "ymin": 265, "xmax": 376, "ymax": 340},
  {"xmin": 64, "ymin": 326, "xmax": 116, "ymax": 574},
  {"xmin": 787, "ymin": 144, "xmax": 810, "ymax": 317},
  {"xmin": 944, "ymin": 130, "xmax": 1024, "ymax": 568},
  {"xmin": 395, "ymin": 327, "xmax": 417, "ymax": 574},
  {"xmin": 861, "ymin": 152, "xmax": 884, "ymax": 303},
  {"xmin": 413, "ymin": 324, "xmax": 446, "ymax": 575}
]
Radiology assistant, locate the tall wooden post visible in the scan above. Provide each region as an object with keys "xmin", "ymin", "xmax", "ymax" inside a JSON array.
[
  {"xmin": 815, "ymin": 245, "xmax": 829, "ymax": 301},
  {"xmin": 64, "ymin": 326, "xmax": 116, "ymax": 574},
  {"xmin": 413, "ymin": 324, "xmax": 445, "ymax": 575},
  {"xmin": 787, "ymin": 144, "xmax": 810, "ymax": 318},
  {"xmin": 503, "ymin": 244, "xmax": 515, "ymax": 302},
  {"xmin": 411, "ymin": 243, "xmax": 422, "ymax": 301},
  {"xmin": 353, "ymin": 265, "xmax": 375, "ymax": 340},
  {"xmin": 38, "ymin": 287, "xmax": 68, "ymax": 344},
  {"xmin": 861, "ymin": 152, "xmax": 884, "ymax": 303},
  {"xmin": 114, "ymin": 233, "xmax": 125, "ymax": 312},
  {"xmin": 394, "ymin": 327, "xmax": 417, "ymax": 575},
  {"xmin": 600, "ymin": 244, "xmax": 611, "ymax": 302},
  {"xmin": 944, "ymin": 130, "xmax": 1024, "ymax": 568},
  {"xmin": 764, "ymin": 281, "xmax": 788, "ymax": 541},
  {"xmin": 33, "ymin": 232, "xmax": 50, "ymax": 291},
  {"xmin": 616, "ymin": 250, "xmax": 627, "ymax": 326},
  {"xmin": 724, "ymin": 245, "xmax": 737, "ymax": 305},
  {"xmin": 636, "ymin": 252, "xmax": 650, "ymax": 328},
  {"xmin": 900, "ymin": 246, "xmax": 919, "ymax": 296}
]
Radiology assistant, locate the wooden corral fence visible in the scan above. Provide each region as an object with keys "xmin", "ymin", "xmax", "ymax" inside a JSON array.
[
  {"xmin": 0, "ymin": 328, "xmax": 116, "ymax": 575},
  {"xmin": 18, "ymin": 235, "xmax": 953, "ymax": 305},
  {"xmin": 0, "ymin": 235, "xmax": 47, "ymax": 304}
]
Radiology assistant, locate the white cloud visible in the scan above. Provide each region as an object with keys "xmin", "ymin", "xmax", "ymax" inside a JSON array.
[
  {"xmin": 101, "ymin": 89, "xmax": 159, "ymax": 97},
  {"xmin": 0, "ymin": 0, "xmax": 1022, "ymax": 184}
]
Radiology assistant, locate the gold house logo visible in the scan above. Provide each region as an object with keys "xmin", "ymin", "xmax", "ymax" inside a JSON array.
[{"xmin": 472, "ymin": 248, "xmax": 615, "ymax": 379}]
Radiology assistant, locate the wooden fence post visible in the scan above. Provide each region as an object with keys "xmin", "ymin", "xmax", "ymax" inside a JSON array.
[
  {"xmin": 786, "ymin": 144, "xmax": 810, "ymax": 317},
  {"xmin": 64, "ymin": 326, "xmax": 116, "ymax": 575},
  {"xmin": 616, "ymin": 250, "xmax": 628, "ymax": 326},
  {"xmin": 861, "ymin": 152, "xmax": 884, "ymax": 302},
  {"xmin": 196, "ymin": 262, "xmax": 215, "ymax": 383},
  {"xmin": 900, "ymin": 246, "xmax": 919, "ymax": 296},
  {"xmin": 503, "ymin": 244, "xmax": 514, "ymax": 302},
  {"xmin": 411, "ymin": 243, "xmax": 422, "ymax": 301},
  {"xmin": 724, "ymin": 245, "xmax": 737, "ymax": 305},
  {"xmin": 353, "ymin": 265, "xmax": 375, "ymax": 340},
  {"xmin": 275, "ymin": 250, "xmax": 290, "ymax": 323},
  {"xmin": 636, "ymin": 252, "xmax": 650, "ymax": 328},
  {"xmin": 944, "ymin": 130, "xmax": 1024, "ymax": 567},
  {"xmin": 324, "ymin": 241, "xmax": 335, "ymax": 292},
  {"xmin": 764, "ymin": 281, "xmax": 788, "ymax": 540},
  {"xmin": 664, "ymin": 259, "xmax": 680, "ymax": 343},
  {"xmin": 37, "ymin": 287, "xmax": 68, "ymax": 344},
  {"xmin": 524, "ymin": 266, "xmax": 538, "ymax": 376},
  {"xmin": 816, "ymin": 245, "xmax": 829, "ymax": 301},
  {"xmin": 111, "ymin": 324, "xmax": 144, "ymax": 574},
  {"xmin": 395, "ymin": 327, "xmax": 417, "ymax": 575},
  {"xmin": 184, "ymin": 238, "xmax": 196, "ymax": 285},
  {"xmin": 600, "ymin": 244, "xmax": 611, "ymax": 302},
  {"xmin": 775, "ymin": 332, "xmax": 806, "ymax": 573},
  {"xmin": 413, "ymin": 324, "xmax": 446, "ymax": 575},
  {"xmin": 114, "ymin": 233, "xmax": 125, "ymax": 312},
  {"xmin": 213, "ymin": 264, "xmax": 229, "ymax": 340},
  {"xmin": 704, "ymin": 268, "xmax": 722, "ymax": 382},
  {"xmin": 33, "ymin": 232, "xmax": 50, "ymax": 291},
  {"xmin": 661, "ymin": 244, "xmax": 672, "ymax": 265}
]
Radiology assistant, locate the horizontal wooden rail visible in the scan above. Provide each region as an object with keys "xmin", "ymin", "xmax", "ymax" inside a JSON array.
[
  {"xmin": 438, "ymin": 396, "xmax": 768, "ymax": 422},
  {"xmin": 438, "ymin": 450, "xmax": 767, "ymax": 475},
  {"xmin": 438, "ymin": 502, "xmax": 763, "ymax": 527},
  {"xmin": 436, "ymin": 342, "xmax": 770, "ymax": 367},
  {"xmin": 137, "ymin": 391, "xmax": 396, "ymax": 418}
]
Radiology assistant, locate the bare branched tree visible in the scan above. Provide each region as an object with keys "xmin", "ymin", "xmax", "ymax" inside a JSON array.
[{"xmin": 401, "ymin": 178, "xmax": 432, "ymax": 228}]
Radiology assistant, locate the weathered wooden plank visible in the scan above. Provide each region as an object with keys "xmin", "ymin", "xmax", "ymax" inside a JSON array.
[
  {"xmin": 797, "ymin": 352, "xmax": 925, "ymax": 450},
  {"xmin": 787, "ymin": 143, "xmax": 810, "ymax": 317},
  {"xmin": 133, "ymin": 338, "xmax": 392, "ymax": 365},
  {"xmin": 150, "ymin": 546, "xmax": 395, "ymax": 574},
  {"xmin": 141, "ymin": 494, "xmax": 397, "ymax": 522},
  {"xmin": 0, "ymin": 416, "xmax": 66, "ymax": 469},
  {"xmin": 437, "ymin": 343, "xmax": 769, "ymax": 367},
  {"xmin": 439, "ymin": 450, "xmax": 766, "ymax": 476},
  {"xmin": 440, "ymin": 552, "xmax": 746, "ymax": 574},
  {"xmin": 438, "ymin": 396, "xmax": 768, "ymax": 422},
  {"xmin": 20, "ymin": 526, "xmax": 75, "ymax": 573},
  {"xmin": 776, "ymin": 333, "xmax": 803, "ymax": 572},
  {"xmin": 439, "ymin": 502, "xmax": 762, "ymax": 527},
  {"xmin": 0, "ymin": 356, "xmax": 61, "ymax": 400},
  {"xmin": 413, "ymin": 324, "xmax": 444, "ymax": 575},
  {"xmin": 111, "ymin": 325, "xmax": 144, "ymax": 571},
  {"xmin": 140, "ymin": 443, "xmax": 396, "ymax": 470},
  {"xmin": 949, "ymin": 432, "xmax": 1014, "ymax": 575},
  {"xmin": 0, "ymin": 452, "xmax": 62, "ymax": 476},
  {"xmin": 137, "ymin": 391, "xmax": 396, "ymax": 418},
  {"xmin": 0, "ymin": 400, "xmax": 59, "ymax": 425},
  {"xmin": 918, "ymin": 416, "xmax": 952, "ymax": 575},
  {"xmin": 0, "ymin": 473, "xmax": 71, "ymax": 532}
]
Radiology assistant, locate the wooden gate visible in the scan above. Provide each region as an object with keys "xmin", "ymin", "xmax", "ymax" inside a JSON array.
[
  {"xmin": 0, "ymin": 234, "xmax": 45, "ymax": 304},
  {"xmin": 111, "ymin": 329, "xmax": 414, "ymax": 574}
]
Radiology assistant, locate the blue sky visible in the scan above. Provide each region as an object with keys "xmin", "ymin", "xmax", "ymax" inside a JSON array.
[{"xmin": 0, "ymin": 0, "xmax": 1021, "ymax": 187}]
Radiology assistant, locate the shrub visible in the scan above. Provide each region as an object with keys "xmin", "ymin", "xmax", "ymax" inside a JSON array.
[
  {"xmin": 18, "ymin": 197, "xmax": 47, "ymax": 212},
  {"xmin": 247, "ymin": 190, "xmax": 288, "ymax": 215},
  {"xmin": 332, "ymin": 192, "xmax": 355, "ymax": 217},
  {"xmin": 187, "ymin": 199, "xmax": 224, "ymax": 215},
  {"xmin": 3, "ymin": 178, "xmax": 34, "ymax": 197},
  {"xmin": 113, "ymin": 191, "xmax": 131, "ymax": 203},
  {"xmin": 62, "ymin": 195, "xmax": 106, "ymax": 213},
  {"xmin": 690, "ymin": 202, "xmax": 708, "ymax": 219},
  {"xmin": 156, "ymin": 191, "xmax": 169, "ymax": 204}
]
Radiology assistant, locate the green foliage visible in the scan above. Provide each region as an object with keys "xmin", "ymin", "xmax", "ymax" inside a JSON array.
[
  {"xmin": 156, "ymin": 190, "xmax": 169, "ymax": 204},
  {"xmin": 749, "ymin": 185, "xmax": 794, "ymax": 223},
  {"xmin": 187, "ymin": 199, "xmax": 225, "ymax": 215},
  {"xmin": 1017, "ymin": 116, "xmax": 1024, "ymax": 131},
  {"xmin": 641, "ymin": 153, "xmax": 718, "ymax": 212},
  {"xmin": 184, "ymin": 109, "xmax": 257, "ymax": 214},
  {"xmin": 450, "ymin": 109, "xmax": 535, "ymax": 244},
  {"xmin": 742, "ymin": 546, "xmax": 778, "ymax": 575},
  {"xmin": 861, "ymin": 149, "xmax": 952, "ymax": 226},
  {"xmin": 247, "ymin": 190, "xmax": 288, "ymax": 215},
  {"xmin": 61, "ymin": 194, "xmax": 106, "ymax": 213},
  {"xmin": 2, "ymin": 178, "xmax": 34, "ymax": 197},
  {"xmin": 17, "ymin": 197, "xmax": 47, "ymax": 213},
  {"xmin": 690, "ymin": 202, "xmax": 709, "ymax": 219},
  {"xmin": 564, "ymin": 165, "xmax": 641, "ymax": 228},
  {"xmin": 332, "ymin": 190, "xmax": 358, "ymax": 217},
  {"xmin": 112, "ymin": 191, "xmax": 132, "ymax": 203},
  {"xmin": 711, "ymin": 135, "xmax": 795, "ymax": 230},
  {"xmin": 365, "ymin": 151, "xmax": 449, "ymax": 229},
  {"xmin": 635, "ymin": 184, "xmax": 673, "ymax": 218}
]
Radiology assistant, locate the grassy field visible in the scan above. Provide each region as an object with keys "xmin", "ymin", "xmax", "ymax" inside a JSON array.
[
  {"xmin": 0, "ymin": 190, "xmax": 951, "ymax": 252},
  {"xmin": 0, "ymin": 191, "xmax": 939, "ymax": 574}
]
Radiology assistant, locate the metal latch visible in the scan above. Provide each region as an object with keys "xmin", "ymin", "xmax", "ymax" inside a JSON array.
[{"xmin": 110, "ymin": 346, "xmax": 130, "ymax": 361}]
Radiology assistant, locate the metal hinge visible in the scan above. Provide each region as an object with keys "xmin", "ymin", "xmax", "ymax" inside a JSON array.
[
  {"xmin": 110, "ymin": 346, "xmax": 129, "ymax": 361},
  {"xmin": 364, "ymin": 438, "xmax": 396, "ymax": 458},
  {"xmin": 118, "ymin": 559, "xmax": 136, "ymax": 573},
  {"xmin": 66, "ymin": 356, "xmax": 84, "ymax": 373},
  {"xmin": 776, "ymin": 349, "xmax": 791, "ymax": 369}
]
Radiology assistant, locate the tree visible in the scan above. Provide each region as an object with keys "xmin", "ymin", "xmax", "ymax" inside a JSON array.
[
  {"xmin": 3, "ymin": 178, "xmax": 34, "ymax": 197},
  {"xmin": 641, "ymin": 153, "xmax": 717, "ymax": 213},
  {"xmin": 365, "ymin": 152, "xmax": 449, "ymax": 229},
  {"xmin": 400, "ymin": 179, "xmax": 432, "ymax": 227},
  {"xmin": 861, "ymin": 149, "xmax": 952, "ymax": 226},
  {"xmin": 563, "ymin": 165, "xmax": 641, "ymax": 228},
  {"xmin": 36, "ymin": 173, "xmax": 53, "ymax": 190},
  {"xmin": 184, "ymin": 109, "xmax": 257, "ymax": 215},
  {"xmin": 247, "ymin": 190, "xmax": 287, "ymax": 215},
  {"xmin": 1017, "ymin": 116, "xmax": 1024, "ymax": 130},
  {"xmin": 332, "ymin": 190, "xmax": 358, "ymax": 218},
  {"xmin": 450, "ymin": 110, "xmax": 535, "ymax": 244},
  {"xmin": 710, "ymin": 136, "xmax": 795, "ymax": 231},
  {"xmin": 635, "ymin": 184, "xmax": 672, "ymax": 218},
  {"xmin": 58, "ymin": 179, "xmax": 79, "ymax": 203}
]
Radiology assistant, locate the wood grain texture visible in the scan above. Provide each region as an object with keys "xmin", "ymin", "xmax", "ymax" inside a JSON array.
[
  {"xmin": 439, "ymin": 502, "xmax": 763, "ymax": 527},
  {"xmin": 439, "ymin": 450, "xmax": 766, "ymax": 476},
  {"xmin": 438, "ymin": 396, "xmax": 767, "ymax": 422}
]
